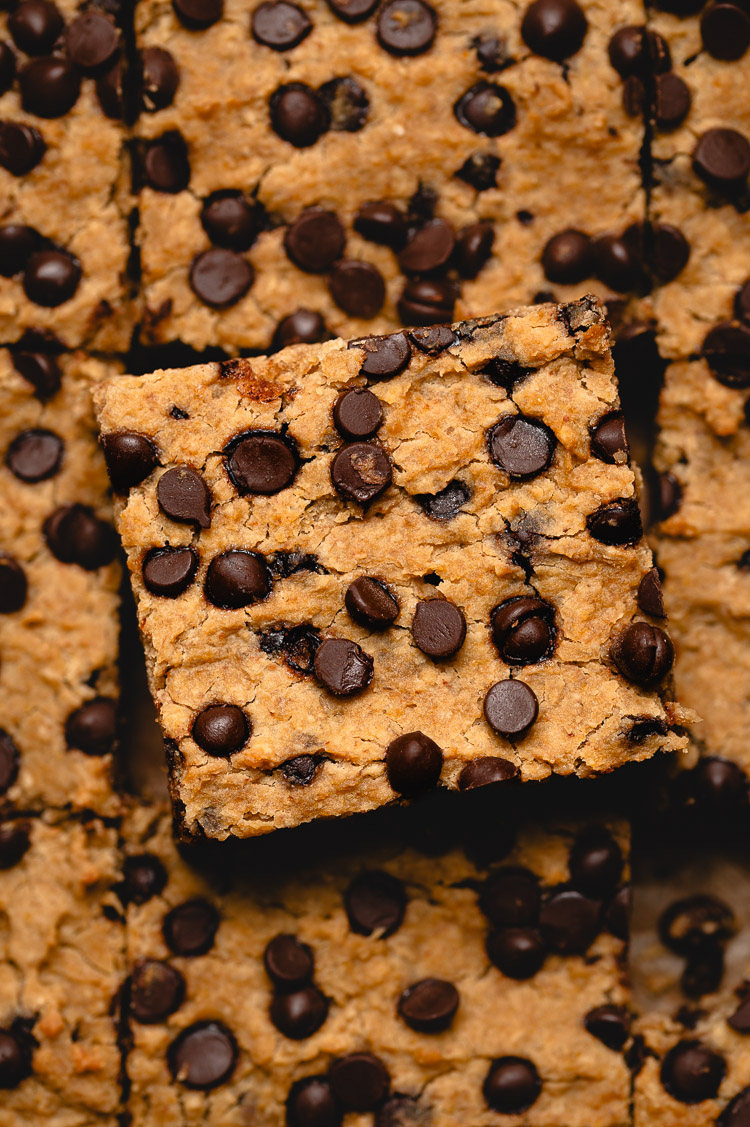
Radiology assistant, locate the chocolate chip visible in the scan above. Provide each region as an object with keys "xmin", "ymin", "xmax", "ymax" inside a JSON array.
[
  {"xmin": 398, "ymin": 218, "xmax": 455, "ymax": 275},
  {"xmin": 190, "ymin": 248, "xmax": 253, "ymax": 308},
  {"xmin": 458, "ymin": 757, "xmax": 518, "ymax": 790},
  {"xmin": 487, "ymin": 414, "xmax": 555, "ymax": 479},
  {"xmin": 0, "ymin": 1028, "xmax": 31, "ymax": 1089},
  {"xmin": 569, "ymin": 827, "xmax": 623, "ymax": 898},
  {"xmin": 483, "ymin": 680, "xmax": 538, "ymax": 739},
  {"xmin": 0, "ymin": 224, "xmax": 39, "ymax": 277},
  {"xmin": 225, "ymin": 431, "xmax": 297, "ymax": 495},
  {"xmin": 521, "ymin": 0, "xmax": 587, "ymax": 59},
  {"xmin": 267, "ymin": 551, "xmax": 325, "ymax": 578},
  {"xmin": 637, "ymin": 568, "xmax": 665, "ymax": 618},
  {"xmin": 23, "ymin": 248, "xmax": 81, "ymax": 307},
  {"xmin": 483, "ymin": 1057, "xmax": 541, "ymax": 1114},
  {"xmin": 251, "ymin": 1, "xmax": 312, "ymax": 49},
  {"xmin": 204, "ymin": 550, "xmax": 270, "ymax": 609},
  {"xmin": 163, "ymin": 898, "xmax": 220, "ymax": 956},
  {"xmin": 143, "ymin": 133, "xmax": 190, "ymax": 193},
  {"xmin": 654, "ymin": 73, "xmax": 691, "ymax": 132},
  {"xmin": 201, "ymin": 192, "xmax": 258, "ymax": 251},
  {"xmin": 11, "ymin": 349, "xmax": 61, "ymax": 400},
  {"xmin": 479, "ymin": 867, "xmax": 540, "ymax": 928},
  {"xmin": 270, "ymin": 82, "xmax": 328, "ymax": 147},
  {"xmin": 539, "ymin": 888, "xmax": 601, "ymax": 954},
  {"xmin": 281, "ymin": 754, "xmax": 322, "ymax": 785},
  {"xmin": 608, "ymin": 26, "xmax": 669, "ymax": 78},
  {"xmin": 66, "ymin": 12, "xmax": 119, "ymax": 71},
  {"xmin": 376, "ymin": 0, "xmax": 436, "ymax": 56},
  {"xmin": 6, "ymin": 428, "xmax": 62, "ymax": 483},
  {"xmin": 719, "ymin": 1087, "xmax": 750, "ymax": 1127},
  {"xmin": 728, "ymin": 991, "xmax": 750, "ymax": 1033},
  {"xmin": 156, "ymin": 466, "xmax": 212, "ymax": 529},
  {"xmin": 273, "ymin": 309, "xmax": 327, "ymax": 349},
  {"xmin": 130, "ymin": 959, "xmax": 186, "ymax": 1024},
  {"xmin": 475, "ymin": 32, "xmax": 511, "ymax": 71},
  {"xmin": 0, "ymin": 43, "xmax": 15, "ymax": 97},
  {"xmin": 375, "ymin": 1096, "xmax": 421, "ymax": 1127},
  {"xmin": 592, "ymin": 233, "xmax": 643, "ymax": 293},
  {"xmin": 313, "ymin": 637, "xmax": 374, "ymax": 697},
  {"xmin": 261, "ymin": 624, "xmax": 321, "ymax": 674},
  {"xmin": 586, "ymin": 498, "xmax": 642, "ymax": 545},
  {"xmin": 412, "ymin": 597, "xmax": 466, "ymax": 658},
  {"xmin": 605, "ymin": 886, "xmax": 629, "ymax": 941},
  {"xmin": 329, "ymin": 259, "xmax": 386, "ymax": 318},
  {"xmin": 102, "ymin": 432, "xmax": 158, "ymax": 492},
  {"xmin": 541, "ymin": 229, "xmax": 592, "ymax": 285},
  {"xmin": 682, "ymin": 946, "xmax": 724, "ymax": 999},
  {"xmin": 590, "ymin": 413, "xmax": 629, "ymax": 463},
  {"xmin": 330, "ymin": 442, "xmax": 391, "ymax": 505},
  {"xmin": 584, "ymin": 1005, "xmax": 631, "ymax": 1051},
  {"xmin": 0, "ymin": 731, "xmax": 20, "ymax": 795},
  {"xmin": 455, "ymin": 222, "xmax": 494, "ymax": 279},
  {"xmin": 319, "ymin": 76, "xmax": 369, "ymax": 132},
  {"xmin": 353, "ymin": 201, "xmax": 408, "ymax": 249},
  {"xmin": 168, "ymin": 1021, "xmax": 237, "ymax": 1089},
  {"xmin": 271, "ymin": 986, "xmax": 328, "ymax": 1040},
  {"xmin": 455, "ymin": 151, "xmax": 501, "ymax": 191},
  {"xmin": 660, "ymin": 1041, "xmax": 726, "ymax": 1104},
  {"xmin": 735, "ymin": 279, "xmax": 750, "ymax": 322},
  {"xmin": 416, "ymin": 479, "xmax": 471, "ymax": 521},
  {"xmin": 333, "ymin": 388, "xmax": 383, "ymax": 442},
  {"xmin": 701, "ymin": 2, "xmax": 750, "ymax": 61},
  {"xmin": 326, "ymin": 0, "xmax": 378, "ymax": 18},
  {"xmin": 345, "ymin": 870, "xmax": 407, "ymax": 937},
  {"xmin": 140, "ymin": 46, "xmax": 180, "ymax": 111},
  {"xmin": 703, "ymin": 321, "xmax": 750, "ymax": 388},
  {"xmin": 610, "ymin": 622, "xmax": 674, "ymax": 685},
  {"xmin": 694, "ymin": 127, "xmax": 750, "ymax": 189},
  {"xmin": 659, "ymin": 894, "xmax": 736, "ymax": 955},
  {"xmin": 264, "ymin": 934, "xmax": 314, "ymax": 989},
  {"xmin": 172, "ymin": 0, "xmax": 223, "ymax": 30},
  {"xmin": 454, "ymin": 82, "xmax": 516, "ymax": 136},
  {"xmin": 119, "ymin": 853, "xmax": 168, "ymax": 905},
  {"xmin": 192, "ymin": 704, "xmax": 250, "ymax": 756},
  {"xmin": 329, "ymin": 1054, "xmax": 390, "ymax": 1111},
  {"xmin": 655, "ymin": 470, "xmax": 682, "ymax": 521},
  {"xmin": 690, "ymin": 757, "xmax": 748, "ymax": 809},
  {"xmin": 386, "ymin": 730, "xmax": 443, "ymax": 797},
  {"xmin": 355, "ymin": 332, "xmax": 411, "ymax": 380},
  {"xmin": 397, "ymin": 979, "xmax": 458, "ymax": 1033},
  {"xmin": 65, "ymin": 697, "xmax": 117, "ymax": 756},
  {"xmin": 0, "ymin": 122, "xmax": 46, "ymax": 176},
  {"xmin": 491, "ymin": 596, "xmax": 555, "ymax": 665},
  {"xmin": 44, "ymin": 504, "xmax": 118, "ymax": 570},
  {"xmin": 19, "ymin": 56, "xmax": 80, "ymax": 118},
  {"xmin": 285, "ymin": 207, "xmax": 346, "ymax": 273},
  {"xmin": 0, "ymin": 820, "xmax": 31, "ymax": 870},
  {"xmin": 486, "ymin": 927, "xmax": 545, "ymax": 978},
  {"xmin": 95, "ymin": 57, "xmax": 124, "ymax": 118},
  {"xmin": 9, "ymin": 0, "xmax": 62, "ymax": 55},
  {"xmin": 397, "ymin": 277, "xmax": 457, "ymax": 325},
  {"xmin": 142, "ymin": 546, "xmax": 198, "ymax": 597},
  {"xmin": 345, "ymin": 576, "xmax": 398, "ymax": 628},
  {"xmin": 286, "ymin": 1076, "xmax": 341, "ymax": 1127}
]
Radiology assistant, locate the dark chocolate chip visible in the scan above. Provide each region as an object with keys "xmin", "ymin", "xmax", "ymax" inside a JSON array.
[
  {"xmin": 205, "ymin": 550, "xmax": 270, "ymax": 609},
  {"xmin": 0, "ymin": 224, "xmax": 39, "ymax": 277},
  {"xmin": 9, "ymin": 0, "xmax": 63, "ymax": 56},
  {"xmin": 718, "ymin": 1087, "xmax": 750, "ymax": 1127},
  {"xmin": 143, "ymin": 133, "xmax": 190, "ymax": 193},
  {"xmin": 0, "ymin": 121, "xmax": 46, "ymax": 176},
  {"xmin": 694, "ymin": 127, "xmax": 750, "ymax": 188},
  {"xmin": 192, "ymin": 704, "xmax": 249, "ymax": 756},
  {"xmin": 172, "ymin": 0, "xmax": 223, "ymax": 30},
  {"xmin": 157, "ymin": 466, "xmax": 212, "ymax": 529},
  {"xmin": 119, "ymin": 853, "xmax": 168, "ymax": 905},
  {"xmin": 44, "ymin": 504, "xmax": 118, "ymax": 570},
  {"xmin": 605, "ymin": 886, "xmax": 630, "ymax": 941},
  {"xmin": 273, "ymin": 309, "xmax": 327, "ymax": 349},
  {"xmin": 483, "ymin": 1057, "xmax": 541, "ymax": 1114},
  {"xmin": 682, "ymin": 946, "xmax": 724, "ymax": 999},
  {"xmin": 412, "ymin": 597, "xmax": 466, "ymax": 658},
  {"xmin": 658, "ymin": 894, "xmax": 736, "ymax": 955},
  {"xmin": 397, "ymin": 277, "xmax": 457, "ymax": 325},
  {"xmin": 0, "ymin": 730, "xmax": 20, "ymax": 795},
  {"xmin": 102, "ymin": 432, "xmax": 158, "ymax": 492},
  {"xmin": 376, "ymin": 0, "xmax": 436, "ymax": 56},
  {"xmin": 375, "ymin": 1096, "xmax": 421, "ymax": 1127},
  {"xmin": 329, "ymin": 1053, "xmax": 390, "ymax": 1111},
  {"xmin": 319, "ymin": 76, "xmax": 369, "ymax": 132},
  {"xmin": 479, "ymin": 867, "xmax": 540, "ymax": 929},
  {"xmin": 703, "ymin": 321, "xmax": 750, "ymax": 388},
  {"xmin": 654, "ymin": 73, "xmax": 691, "ymax": 132},
  {"xmin": 397, "ymin": 978, "xmax": 459, "ymax": 1033},
  {"xmin": 286, "ymin": 1076, "xmax": 342, "ymax": 1127},
  {"xmin": 353, "ymin": 201, "xmax": 408, "ymax": 249},
  {"xmin": 270, "ymin": 82, "xmax": 328, "ymax": 147},
  {"xmin": 398, "ymin": 218, "xmax": 455, "ymax": 275},
  {"xmin": 735, "ymin": 279, "xmax": 750, "ymax": 322},
  {"xmin": 0, "ymin": 1028, "xmax": 31, "ymax": 1089},
  {"xmin": 701, "ymin": 2, "xmax": 750, "ymax": 61},
  {"xmin": 690, "ymin": 756, "xmax": 748, "ymax": 809},
  {"xmin": 592, "ymin": 232, "xmax": 643, "ymax": 293},
  {"xmin": 0, "ymin": 42, "xmax": 15, "ymax": 97},
  {"xmin": 167, "ymin": 1021, "xmax": 237, "ymax": 1089},
  {"xmin": 541, "ymin": 229, "xmax": 593, "ymax": 285},
  {"xmin": 285, "ymin": 207, "xmax": 346, "ymax": 273},
  {"xmin": 0, "ymin": 820, "xmax": 31, "ymax": 870},
  {"xmin": 355, "ymin": 332, "xmax": 411, "ymax": 380},
  {"xmin": 330, "ymin": 442, "xmax": 391, "ymax": 505},
  {"xmin": 487, "ymin": 414, "xmax": 555, "ymax": 479},
  {"xmin": 264, "ymin": 934, "xmax": 314, "ymax": 989},
  {"xmin": 201, "ymin": 192, "xmax": 258, "ymax": 251},
  {"xmin": 95, "ymin": 57, "xmax": 124, "ymax": 118},
  {"xmin": 521, "ymin": 0, "xmax": 587, "ymax": 60},
  {"xmin": 455, "ymin": 151, "xmax": 501, "ymax": 191},
  {"xmin": 590, "ymin": 412, "xmax": 629, "ymax": 463},
  {"xmin": 281, "ymin": 754, "xmax": 322, "ymax": 785},
  {"xmin": 409, "ymin": 325, "xmax": 457, "ymax": 355},
  {"xmin": 11, "ymin": 349, "xmax": 60, "ymax": 400},
  {"xmin": 130, "ymin": 959, "xmax": 186, "ymax": 1024},
  {"xmin": 333, "ymin": 388, "xmax": 383, "ymax": 441},
  {"xmin": 65, "ymin": 697, "xmax": 117, "ymax": 757},
  {"xmin": 586, "ymin": 498, "xmax": 642, "ymax": 545},
  {"xmin": 584, "ymin": 1005, "xmax": 631, "ymax": 1051},
  {"xmin": 416, "ymin": 479, "xmax": 471, "ymax": 521},
  {"xmin": 251, "ymin": 1, "xmax": 312, "ymax": 50},
  {"xmin": 260, "ymin": 623, "xmax": 321, "ymax": 674},
  {"xmin": 386, "ymin": 731, "xmax": 443, "ymax": 796},
  {"xmin": 728, "ymin": 992, "xmax": 750, "ymax": 1033},
  {"xmin": 140, "ymin": 46, "xmax": 180, "ymax": 111},
  {"xmin": 637, "ymin": 568, "xmax": 665, "ymax": 618},
  {"xmin": 569, "ymin": 826, "xmax": 623, "ymax": 899},
  {"xmin": 66, "ymin": 12, "xmax": 119, "ymax": 71},
  {"xmin": 608, "ymin": 26, "xmax": 669, "ymax": 78},
  {"xmin": 491, "ymin": 596, "xmax": 555, "ymax": 665},
  {"xmin": 454, "ymin": 82, "xmax": 516, "ymax": 136},
  {"xmin": 655, "ymin": 471, "xmax": 682, "ymax": 520},
  {"xmin": 458, "ymin": 756, "xmax": 518, "ymax": 790},
  {"xmin": 455, "ymin": 221, "xmax": 494, "ymax": 278},
  {"xmin": 271, "ymin": 987, "xmax": 329, "ymax": 1039},
  {"xmin": 660, "ymin": 1040, "xmax": 726, "ymax": 1104},
  {"xmin": 345, "ymin": 870, "xmax": 407, "ymax": 937},
  {"xmin": 313, "ymin": 636, "xmax": 374, "ymax": 696},
  {"xmin": 345, "ymin": 576, "xmax": 399, "ymax": 628},
  {"xmin": 483, "ymin": 680, "xmax": 538, "ymax": 739},
  {"xmin": 163, "ymin": 898, "xmax": 220, "ymax": 957},
  {"xmin": 142, "ymin": 546, "xmax": 198, "ymax": 597},
  {"xmin": 474, "ymin": 32, "xmax": 511, "ymax": 72},
  {"xmin": 6, "ymin": 427, "xmax": 62, "ymax": 483},
  {"xmin": 326, "ymin": 0, "xmax": 378, "ymax": 19},
  {"xmin": 610, "ymin": 622, "xmax": 674, "ymax": 685},
  {"xmin": 23, "ymin": 248, "xmax": 81, "ymax": 307},
  {"xmin": 189, "ymin": 248, "xmax": 253, "ymax": 308},
  {"xmin": 329, "ymin": 259, "xmax": 386, "ymax": 319},
  {"xmin": 19, "ymin": 56, "xmax": 80, "ymax": 118},
  {"xmin": 486, "ymin": 927, "xmax": 545, "ymax": 979},
  {"xmin": 226, "ymin": 431, "xmax": 297, "ymax": 495},
  {"xmin": 539, "ymin": 888, "xmax": 601, "ymax": 954}
]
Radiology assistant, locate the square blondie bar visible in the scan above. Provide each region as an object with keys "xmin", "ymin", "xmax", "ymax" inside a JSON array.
[{"xmin": 96, "ymin": 298, "xmax": 689, "ymax": 839}]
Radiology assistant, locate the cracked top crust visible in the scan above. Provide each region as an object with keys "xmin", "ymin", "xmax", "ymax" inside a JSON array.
[{"xmin": 95, "ymin": 299, "xmax": 689, "ymax": 840}]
